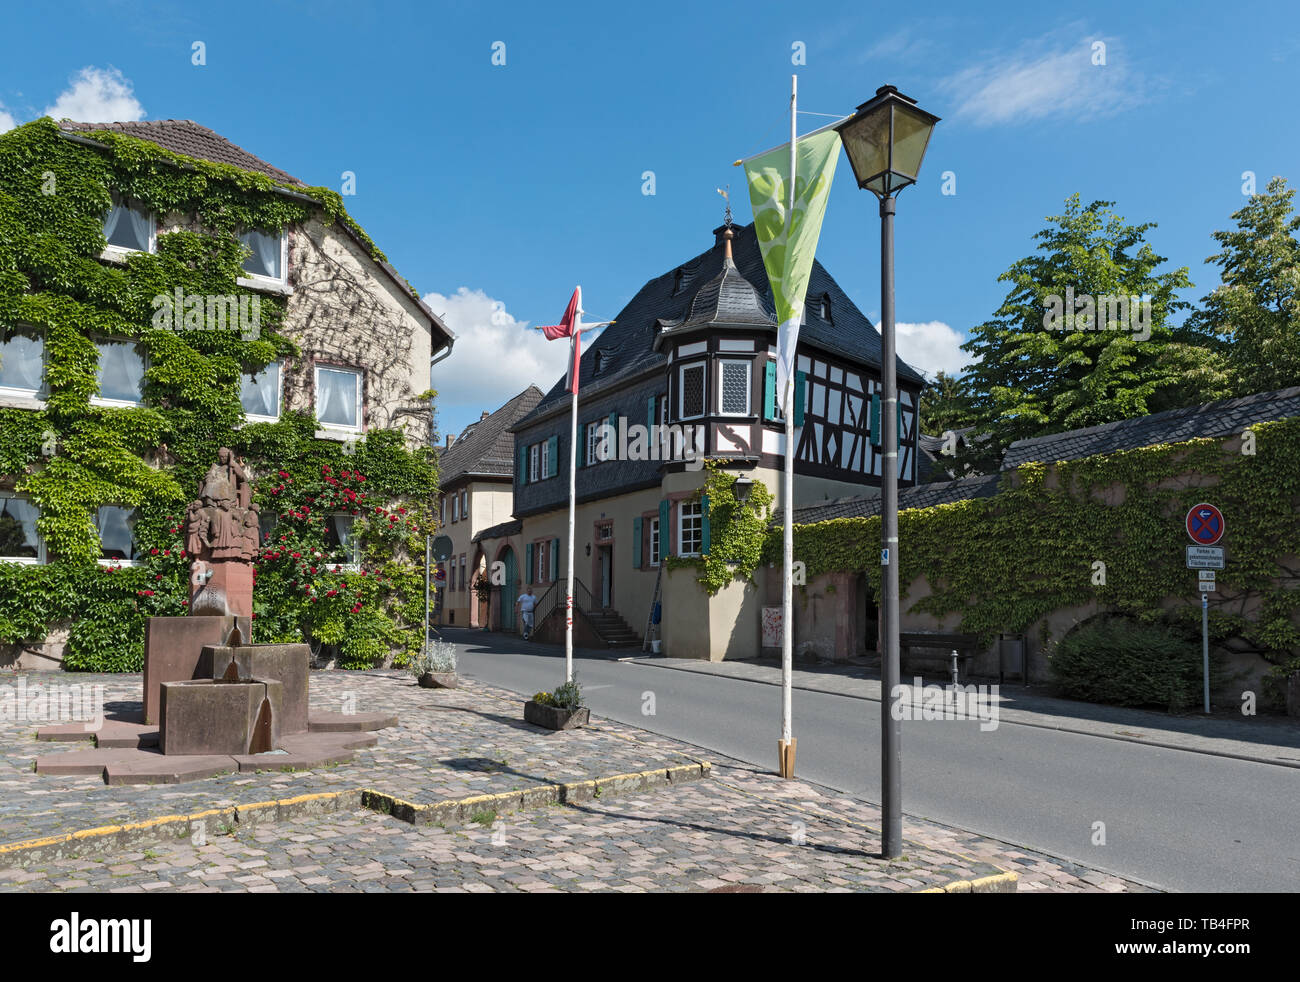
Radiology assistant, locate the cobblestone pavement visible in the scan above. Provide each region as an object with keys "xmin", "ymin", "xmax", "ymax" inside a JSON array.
[{"xmin": 0, "ymin": 669, "xmax": 1151, "ymax": 892}]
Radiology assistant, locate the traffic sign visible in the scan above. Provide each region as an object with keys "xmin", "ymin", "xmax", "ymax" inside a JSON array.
[
  {"xmin": 1198, "ymin": 570, "xmax": 1216, "ymax": 581},
  {"xmin": 431, "ymin": 535, "xmax": 454, "ymax": 562},
  {"xmin": 1186, "ymin": 503, "xmax": 1225, "ymax": 545},
  {"xmin": 1198, "ymin": 580, "xmax": 1215, "ymax": 592},
  {"xmin": 1186, "ymin": 545, "xmax": 1225, "ymax": 569}
]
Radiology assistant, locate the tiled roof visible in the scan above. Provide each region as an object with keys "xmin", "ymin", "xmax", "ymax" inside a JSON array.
[
  {"xmin": 58, "ymin": 119, "xmax": 304, "ymax": 185},
  {"xmin": 782, "ymin": 473, "xmax": 1003, "ymax": 525},
  {"xmin": 473, "ymin": 519, "xmax": 522, "ymax": 543},
  {"xmin": 1002, "ymin": 386, "xmax": 1300, "ymax": 470},
  {"xmin": 655, "ymin": 246, "xmax": 775, "ymax": 342},
  {"xmin": 437, "ymin": 386, "xmax": 543, "ymax": 485},
  {"xmin": 515, "ymin": 221, "xmax": 926, "ymax": 428}
]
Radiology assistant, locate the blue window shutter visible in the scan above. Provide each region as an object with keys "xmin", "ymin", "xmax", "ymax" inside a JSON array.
[
  {"xmin": 659, "ymin": 499, "xmax": 671, "ymax": 557},
  {"xmin": 870, "ymin": 393, "xmax": 882, "ymax": 448},
  {"xmin": 793, "ymin": 370, "xmax": 807, "ymax": 427},
  {"xmin": 518, "ymin": 443, "xmax": 528, "ymax": 484},
  {"xmin": 547, "ymin": 435, "xmax": 558, "ymax": 478},
  {"xmin": 633, "ymin": 516, "xmax": 642, "ymax": 568},
  {"xmin": 647, "ymin": 395, "xmax": 656, "ymax": 432},
  {"xmin": 525, "ymin": 542, "xmax": 534, "ymax": 584},
  {"xmin": 700, "ymin": 494, "xmax": 711, "ymax": 554},
  {"xmin": 763, "ymin": 361, "xmax": 776, "ymax": 421},
  {"xmin": 551, "ymin": 537, "xmax": 560, "ymax": 580}
]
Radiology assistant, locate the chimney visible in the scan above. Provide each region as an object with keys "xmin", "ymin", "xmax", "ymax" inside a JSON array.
[
  {"xmin": 480, "ymin": 410, "xmax": 490, "ymax": 420},
  {"xmin": 445, "ymin": 434, "xmax": 454, "ymax": 449}
]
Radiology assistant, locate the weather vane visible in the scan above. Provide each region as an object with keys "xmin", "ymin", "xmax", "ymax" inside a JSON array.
[{"xmin": 716, "ymin": 185, "xmax": 732, "ymax": 228}]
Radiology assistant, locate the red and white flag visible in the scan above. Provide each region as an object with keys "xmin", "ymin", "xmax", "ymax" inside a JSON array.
[{"xmin": 540, "ymin": 287, "xmax": 584, "ymax": 393}]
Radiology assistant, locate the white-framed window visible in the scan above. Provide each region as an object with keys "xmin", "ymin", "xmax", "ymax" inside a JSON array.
[
  {"xmin": 536, "ymin": 540, "xmax": 547, "ymax": 583},
  {"xmin": 460, "ymin": 490, "xmax": 468, "ymax": 522},
  {"xmin": 586, "ymin": 422, "xmax": 600, "ymax": 465},
  {"xmin": 678, "ymin": 500, "xmax": 703, "ymax": 557},
  {"xmin": 460, "ymin": 554, "xmax": 467, "ymax": 592},
  {"xmin": 239, "ymin": 361, "xmax": 282, "ymax": 422},
  {"xmin": 529, "ymin": 442, "xmax": 541, "ymax": 483},
  {"xmin": 102, "ymin": 194, "xmax": 155, "ymax": 255},
  {"xmin": 679, "ymin": 362, "xmax": 706, "ymax": 420},
  {"xmin": 649, "ymin": 517, "xmax": 660, "ymax": 567},
  {"xmin": 91, "ymin": 340, "xmax": 146, "ymax": 408},
  {"xmin": 540, "ymin": 439, "xmax": 550, "ymax": 479},
  {"xmin": 315, "ymin": 365, "xmax": 362, "ymax": 432},
  {"xmin": 96, "ymin": 506, "xmax": 140, "ymax": 565},
  {"xmin": 451, "ymin": 494, "xmax": 459, "ymax": 522},
  {"xmin": 0, "ymin": 493, "xmax": 44, "ymax": 564},
  {"xmin": 718, "ymin": 359, "xmax": 751, "ymax": 416},
  {"xmin": 0, "ymin": 329, "xmax": 45, "ymax": 399},
  {"xmin": 325, "ymin": 513, "xmax": 360, "ymax": 568},
  {"xmin": 239, "ymin": 228, "xmax": 287, "ymax": 284}
]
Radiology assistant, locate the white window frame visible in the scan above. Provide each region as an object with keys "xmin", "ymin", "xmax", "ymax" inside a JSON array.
[
  {"xmin": 314, "ymin": 365, "xmax": 363, "ymax": 434},
  {"xmin": 0, "ymin": 328, "xmax": 47, "ymax": 403},
  {"xmin": 536, "ymin": 540, "xmax": 547, "ymax": 583},
  {"xmin": 529, "ymin": 443, "xmax": 541, "ymax": 483},
  {"xmin": 718, "ymin": 358, "xmax": 752, "ymax": 417},
  {"xmin": 239, "ymin": 361, "xmax": 283, "ymax": 423},
  {"xmin": 95, "ymin": 505, "xmax": 141, "ymax": 567},
  {"xmin": 540, "ymin": 439, "xmax": 550, "ymax": 479},
  {"xmin": 0, "ymin": 492, "xmax": 45, "ymax": 564},
  {"xmin": 451, "ymin": 494, "xmax": 459, "ymax": 522},
  {"xmin": 649, "ymin": 517, "xmax": 660, "ymax": 567},
  {"xmin": 678, "ymin": 362, "xmax": 706, "ymax": 421},
  {"xmin": 237, "ymin": 228, "xmax": 288, "ymax": 287},
  {"xmin": 460, "ymin": 490, "xmax": 468, "ymax": 522},
  {"xmin": 586, "ymin": 423, "xmax": 600, "ymax": 466},
  {"xmin": 328, "ymin": 513, "xmax": 361, "ymax": 570},
  {"xmin": 101, "ymin": 194, "xmax": 156, "ymax": 259},
  {"xmin": 678, "ymin": 501, "xmax": 703, "ymax": 558},
  {"xmin": 89, "ymin": 339, "xmax": 146, "ymax": 409}
]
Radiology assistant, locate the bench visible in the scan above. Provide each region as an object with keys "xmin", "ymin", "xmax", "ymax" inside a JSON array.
[{"xmin": 898, "ymin": 632, "xmax": 981, "ymax": 684}]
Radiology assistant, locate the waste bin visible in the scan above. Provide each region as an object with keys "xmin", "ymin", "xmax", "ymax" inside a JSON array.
[{"xmin": 998, "ymin": 633, "xmax": 1026, "ymax": 684}]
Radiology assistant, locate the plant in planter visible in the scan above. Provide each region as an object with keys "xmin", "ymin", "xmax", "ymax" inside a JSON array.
[
  {"xmin": 409, "ymin": 638, "xmax": 458, "ymax": 688},
  {"xmin": 525, "ymin": 675, "xmax": 589, "ymax": 730}
]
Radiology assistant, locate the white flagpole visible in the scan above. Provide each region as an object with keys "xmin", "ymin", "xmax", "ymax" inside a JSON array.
[
  {"xmin": 780, "ymin": 73, "xmax": 797, "ymax": 778},
  {"xmin": 565, "ymin": 322, "xmax": 578, "ymax": 684}
]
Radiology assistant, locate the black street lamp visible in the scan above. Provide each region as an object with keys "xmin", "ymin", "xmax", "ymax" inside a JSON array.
[{"xmin": 835, "ymin": 84, "xmax": 939, "ymax": 860}]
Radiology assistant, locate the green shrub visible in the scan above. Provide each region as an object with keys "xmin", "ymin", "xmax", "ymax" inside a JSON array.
[{"xmin": 1049, "ymin": 616, "xmax": 1224, "ymax": 711}]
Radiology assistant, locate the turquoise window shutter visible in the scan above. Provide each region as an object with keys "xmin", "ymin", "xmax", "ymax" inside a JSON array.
[
  {"xmin": 518, "ymin": 443, "xmax": 528, "ymax": 484},
  {"xmin": 547, "ymin": 435, "xmax": 558, "ymax": 478},
  {"xmin": 793, "ymin": 370, "xmax": 807, "ymax": 427},
  {"xmin": 550, "ymin": 537, "xmax": 559, "ymax": 580},
  {"xmin": 763, "ymin": 361, "xmax": 776, "ymax": 421},
  {"xmin": 870, "ymin": 393, "xmax": 881, "ymax": 448},
  {"xmin": 646, "ymin": 395, "xmax": 655, "ymax": 432},
  {"xmin": 525, "ymin": 542, "xmax": 534, "ymax": 584},
  {"xmin": 659, "ymin": 499, "xmax": 671, "ymax": 557},
  {"xmin": 700, "ymin": 494, "xmax": 711, "ymax": 554},
  {"xmin": 633, "ymin": 516, "xmax": 642, "ymax": 568}
]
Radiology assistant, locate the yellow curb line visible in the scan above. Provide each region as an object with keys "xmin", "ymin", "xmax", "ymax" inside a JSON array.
[{"xmin": 916, "ymin": 872, "xmax": 1019, "ymax": 894}]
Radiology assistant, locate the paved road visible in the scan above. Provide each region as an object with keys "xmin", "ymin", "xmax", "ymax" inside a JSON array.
[{"xmin": 443, "ymin": 629, "xmax": 1300, "ymax": 892}]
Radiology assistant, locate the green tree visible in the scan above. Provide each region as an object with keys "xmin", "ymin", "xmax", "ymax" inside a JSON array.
[
  {"xmin": 917, "ymin": 370, "xmax": 974, "ymax": 435},
  {"xmin": 960, "ymin": 194, "xmax": 1231, "ymax": 458},
  {"xmin": 1187, "ymin": 176, "xmax": 1300, "ymax": 395}
]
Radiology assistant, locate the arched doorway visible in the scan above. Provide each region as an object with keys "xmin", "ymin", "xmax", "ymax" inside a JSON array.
[{"xmin": 498, "ymin": 545, "xmax": 519, "ymax": 634}]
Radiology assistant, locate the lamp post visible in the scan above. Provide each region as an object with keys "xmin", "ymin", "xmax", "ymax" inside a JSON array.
[{"xmin": 835, "ymin": 85, "xmax": 939, "ymax": 860}]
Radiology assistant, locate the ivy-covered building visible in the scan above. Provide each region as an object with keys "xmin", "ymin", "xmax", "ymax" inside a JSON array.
[
  {"xmin": 476, "ymin": 220, "xmax": 927, "ymax": 657},
  {"xmin": 0, "ymin": 117, "xmax": 453, "ymax": 670}
]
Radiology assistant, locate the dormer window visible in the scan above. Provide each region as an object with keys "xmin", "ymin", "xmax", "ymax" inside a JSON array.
[
  {"xmin": 593, "ymin": 349, "xmax": 608, "ymax": 375},
  {"xmin": 672, "ymin": 269, "xmax": 684, "ymax": 296},
  {"xmin": 819, "ymin": 293, "xmax": 832, "ymax": 323}
]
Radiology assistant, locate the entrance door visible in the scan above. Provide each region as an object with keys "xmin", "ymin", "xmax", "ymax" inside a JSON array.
[
  {"xmin": 501, "ymin": 547, "xmax": 518, "ymax": 633},
  {"xmin": 598, "ymin": 545, "xmax": 612, "ymax": 609}
]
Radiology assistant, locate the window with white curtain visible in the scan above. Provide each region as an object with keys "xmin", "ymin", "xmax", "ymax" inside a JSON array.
[
  {"xmin": 96, "ymin": 506, "xmax": 140, "ymax": 564},
  {"xmin": 103, "ymin": 195, "xmax": 154, "ymax": 254},
  {"xmin": 239, "ymin": 229, "xmax": 286, "ymax": 282},
  {"xmin": 92, "ymin": 340, "xmax": 146, "ymax": 407},
  {"xmin": 0, "ymin": 331, "xmax": 45, "ymax": 397},
  {"xmin": 315, "ymin": 366, "xmax": 361, "ymax": 431},
  {"xmin": 239, "ymin": 362, "xmax": 282, "ymax": 421},
  {"xmin": 325, "ymin": 513, "xmax": 360, "ymax": 568},
  {"xmin": 0, "ymin": 494, "xmax": 43, "ymax": 563}
]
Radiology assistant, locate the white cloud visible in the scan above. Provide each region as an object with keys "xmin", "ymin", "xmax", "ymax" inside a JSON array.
[
  {"xmin": 0, "ymin": 108, "xmax": 13, "ymax": 134},
  {"xmin": 44, "ymin": 67, "xmax": 144, "ymax": 122},
  {"xmin": 895, "ymin": 320, "xmax": 968, "ymax": 377},
  {"xmin": 941, "ymin": 33, "xmax": 1144, "ymax": 126},
  {"xmin": 425, "ymin": 287, "xmax": 586, "ymax": 433}
]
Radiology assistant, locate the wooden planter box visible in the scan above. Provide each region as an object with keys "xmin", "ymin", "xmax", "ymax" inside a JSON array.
[
  {"xmin": 524, "ymin": 700, "xmax": 589, "ymax": 730},
  {"xmin": 418, "ymin": 672, "xmax": 458, "ymax": 689}
]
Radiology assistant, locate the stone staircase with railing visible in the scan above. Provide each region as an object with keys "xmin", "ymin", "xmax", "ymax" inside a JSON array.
[{"xmin": 531, "ymin": 578, "xmax": 642, "ymax": 649}]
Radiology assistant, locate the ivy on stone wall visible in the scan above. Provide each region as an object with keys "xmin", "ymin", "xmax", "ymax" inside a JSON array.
[
  {"xmin": 0, "ymin": 119, "xmax": 436, "ymax": 671},
  {"xmin": 764, "ymin": 418, "xmax": 1300, "ymax": 703},
  {"xmin": 667, "ymin": 461, "xmax": 774, "ymax": 595}
]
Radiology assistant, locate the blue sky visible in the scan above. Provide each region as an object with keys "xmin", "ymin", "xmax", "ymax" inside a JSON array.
[{"xmin": 2, "ymin": 0, "xmax": 1297, "ymax": 437}]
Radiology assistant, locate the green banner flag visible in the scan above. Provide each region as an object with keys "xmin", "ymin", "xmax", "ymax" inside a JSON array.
[{"xmin": 744, "ymin": 129, "xmax": 841, "ymax": 411}]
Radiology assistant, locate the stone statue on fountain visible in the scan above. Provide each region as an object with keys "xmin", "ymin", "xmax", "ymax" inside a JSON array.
[{"xmin": 186, "ymin": 447, "xmax": 260, "ymax": 616}]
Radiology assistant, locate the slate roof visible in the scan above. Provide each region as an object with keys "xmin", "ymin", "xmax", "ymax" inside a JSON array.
[
  {"xmin": 514, "ymin": 221, "xmax": 926, "ymax": 429},
  {"xmin": 438, "ymin": 386, "xmax": 543, "ymax": 486},
  {"xmin": 782, "ymin": 473, "xmax": 1003, "ymax": 525},
  {"xmin": 58, "ymin": 119, "xmax": 304, "ymax": 185},
  {"xmin": 655, "ymin": 240, "xmax": 775, "ymax": 342},
  {"xmin": 473, "ymin": 519, "xmax": 522, "ymax": 543},
  {"xmin": 1001, "ymin": 386, "xmax": 1300, "ymax": 470}
]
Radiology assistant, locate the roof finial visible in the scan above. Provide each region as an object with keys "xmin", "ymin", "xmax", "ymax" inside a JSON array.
[{"xmin": 716, "ymin": 185, "xmax": 733, "ymax": 230}]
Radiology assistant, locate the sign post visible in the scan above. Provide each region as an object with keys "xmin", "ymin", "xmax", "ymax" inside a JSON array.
[{"xmin": 1185, "ymin": 504, "xmax": 1223, "ymax": 714}]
